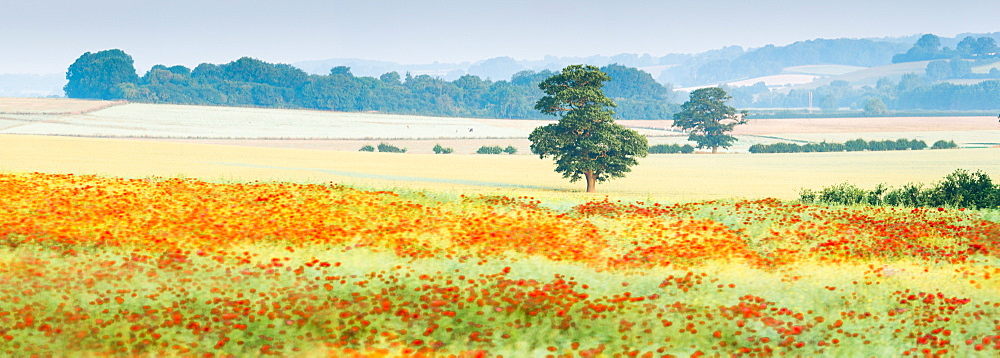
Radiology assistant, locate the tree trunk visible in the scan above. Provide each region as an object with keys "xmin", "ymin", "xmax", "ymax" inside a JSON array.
[
  {"xmin": 712, "ymin": 146, "xmax": 719, "ymax": 154},
  {"xmin": 584, "ymin": 170, "xmax": 597, "ymax": 193}
]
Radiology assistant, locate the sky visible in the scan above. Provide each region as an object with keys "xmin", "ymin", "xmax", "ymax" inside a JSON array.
[{"xmin": 2, "ymin": 0, "xmax": 999, "ymax": 75}]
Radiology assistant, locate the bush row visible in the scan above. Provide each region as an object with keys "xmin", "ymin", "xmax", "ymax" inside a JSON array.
[
  {"xmin": 649, "ymin": 144, "xmax": 695, "ymax": 154},
  {"xmin": 799, "ymin": 169, "xmax": 1000, "ymax": 209},
  {"xmin": 476, "ymin": 145, "xmax": 518, "ymax": 155},
  {"xmin": 749, "ymin": 139, "xmax": 958, "ymax": 153},
  {"xmin": 359, "ymin": 143, "xmax": 408, "ymax": 153},
  {"xmin": 359, "ymin": 144, "xmax": 517, "ymax": 154}
]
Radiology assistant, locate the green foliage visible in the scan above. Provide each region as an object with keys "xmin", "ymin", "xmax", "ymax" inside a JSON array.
[
  {"xmin": 672, "ymin": 88, "xmax": 748, "ymax": 153},
  {"xmin": 750, "ymin": 138, "xmax": 931, "ymax": 153},
  {"xmin": 64, "ymin": 49, "xmax": 140, "ymax": 100},
  {"xmin": 648, "ymin": 144, "xmax": 694, "ymax": 154},
  {"xmin": 530, "ymin": 65, "xmax": 649, "ymax": 192},
  {"xmin": 376, "ymin": 143, "xmax": 406, "ymax": 153},
  {"xmin": 503, "ymin": 145, "xmax": 518, "ymax": 155},
  {"xmin": 931, "ymin": 140, "xmax": 958, "ymax": 149},
  {"xmin": 476, "ymin": 145, "xmax": 504, "ymax": 154},
  {"xmin": 432, "ymin": 144, "xmax": 453, "ymax": 154},
  {"xmin": 599, "ymin": 64, "xmax": 677, "ymax": 118},
  {"xmin": 800, "ymin": 169, "xmax": 1000, "ymax": 209},
  {"xmin": 359, "ymin": 145, "xmax": 375, "ymax": 152},
  {"xmin": 65, "ymin": 50, "xmax": 677, "ymax": 119}
]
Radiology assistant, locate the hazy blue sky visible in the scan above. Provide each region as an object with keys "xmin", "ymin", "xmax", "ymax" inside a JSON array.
[{"xmin": 2, "ymin": 0, "xmax": 997, "ymax": 74}]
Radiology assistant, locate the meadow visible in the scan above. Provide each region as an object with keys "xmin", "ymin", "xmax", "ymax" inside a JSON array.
[
  {"xmin": 0, "ymin": 172, "xmax": 998, "ymax": 357},
  {"xmin": 2, "ymin": 99, "xmax": 1000, "ymax": 356}
]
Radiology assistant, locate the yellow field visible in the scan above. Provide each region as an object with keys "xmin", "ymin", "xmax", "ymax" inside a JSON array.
[{"xmin": 2, "ymin": 134, "xmax": 998, "ymax": 201}]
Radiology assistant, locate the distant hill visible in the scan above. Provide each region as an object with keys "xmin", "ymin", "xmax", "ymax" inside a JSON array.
[{"xmin": 0, "ymin": 74, "xmax": 65, "ymax": 97}]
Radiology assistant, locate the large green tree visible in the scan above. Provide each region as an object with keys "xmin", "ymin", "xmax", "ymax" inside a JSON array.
[
  {"xmin": 64, "ymin": 49, "xmax": 140, "ymax": 99},
  {"xmin": 529, "ymin": 65, "xmax": 648, "ymax": 193},
  {"xmin": 672, "ymin": 87, "xmax": 747, "ymax": 153}
]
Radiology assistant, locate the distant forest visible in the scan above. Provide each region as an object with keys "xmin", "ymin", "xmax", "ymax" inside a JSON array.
[
  {"xmin": 65, "ymin": 50, "xmax": 674, "ymax": 120},
  {"xmin": 64, "ymin": 33, "xmax": 1000, "ymax": 118}
]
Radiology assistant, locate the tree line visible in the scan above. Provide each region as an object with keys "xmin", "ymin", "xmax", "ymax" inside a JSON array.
[{"xmin": 64, "ymin": 50, "xmax": 677, "ymax": 120}]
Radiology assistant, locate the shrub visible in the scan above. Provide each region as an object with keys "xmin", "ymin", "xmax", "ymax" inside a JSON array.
[
  {"xmin": 377, "ymin": 142, "xmax": 407, "ymax": 153},
  {"xmin": 931, "ymin": 140, "xmax": 958, "ymax": 149},
  {"xmin": 649, "ymin": 144, "xmax": 694, "ymax": 154},
  {"xmin": 432, "ymin": 144, "xmax": 453, "ymax": 154},
  {"xmin": 476, "ymin": 145, "xmax": 504, "ymax": 154},
  {"xmin": 844, "ymin": 139, "xmax": 868, "ymax": 152},
  {"xmin": 926, "ymin": 169, "xmax": 998, "ymax": 209},
  {"xmin": 884, "ymin": 183, "xmax": 930, "ymax": 207},
  {"xmin": 750, "ymin": 139, "xmax": 929, "ymax": 154},
  {"xmin": 909, "ymin": 139, "xmax": 928, "ymax": 150},
  {"xmin": 359, "ymin": 145, "xmax": 375, "ymax": 152},
  {"xmin": 817, "ymin": 182, "xmax": 870, "ymax": 206},
  {"xmin": 503, "ymin": 145, "xmax": 518, "ymax": 155},
  {"xmin": 800, "ymin": 169, "xmax": 1000, "ymax": 209}
]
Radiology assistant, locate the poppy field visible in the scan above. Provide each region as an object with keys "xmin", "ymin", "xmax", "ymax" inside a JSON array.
[{"xmin": 1, "ymin": 172, "xmax": 999, "ymax": 357}]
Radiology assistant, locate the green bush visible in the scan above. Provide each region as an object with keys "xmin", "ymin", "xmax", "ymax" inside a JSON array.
[
  {"xmin": 359, "ymin": 145, "xmax": 375, "ymax": 152},
  {"xmin": 750, "ymin": 138, "xmax": 929, "ymax": 154},
  {"xmin": 476, "ymin": 145, "xmax": 504, "ymax": 154},
  {"xmin": 432, "ymin": 144, "xmax": 453, "ymax": 154},
  {"xmin": 926, "ymin": 169, "xmax": 998, "ymax": 208},
  {"xmin": 844, "ymin": 138, "xmax": 868, "ymax": 152},
  {"xmin": 931, "ymin": 140, "xmax": 958, "ymax": 149},
  {"xmin": 800, "ymin": 169, "xmax": 999, "ymax": 209},
  {"xmin": 503, "ymin": 145, "xmax": 518, "ymax": 155},
  {"xmin": 649, "ymin": 144, "xmax": 694, "ymax": 154},
  {"xmin": 377, "ymin": 142, "xmax": 407, "ymax": 153}
]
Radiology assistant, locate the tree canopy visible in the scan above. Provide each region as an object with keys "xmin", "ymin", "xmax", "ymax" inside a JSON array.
[
  {"xmin": 529, "ymin": 65, "xmax": 648, "ymax": 193},
  {"xmin": 64, "ymin": 49, "xmax": 140, "ymax": 100},
  {"xmin": 64, "ymin": 50, "xmax": 677, "ymax": 120},
  {"xmin": 672, "ymin": 87, "xmax": 747, "ymax": 153}
]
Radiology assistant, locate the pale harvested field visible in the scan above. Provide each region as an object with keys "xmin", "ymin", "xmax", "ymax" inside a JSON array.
[
  {"xmin": 0, "ymin": 97, "xmax": 124, "ymax": 114},
  {"xmin": 3, "ymin": 134, "xmax": 999, "ymax": 201}
]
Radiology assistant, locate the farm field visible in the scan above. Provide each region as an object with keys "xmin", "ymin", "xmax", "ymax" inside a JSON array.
[
  {"xmin": 2, "ymin": 98, "xmax": 999, "ymax": 154},
  {"xmin": 3, "ymin": 134, "xmax": 1000, "ymax": 201},
  {"xmin": 2, "ymin": 99, "xmax": 1000, "ymax": 356}
]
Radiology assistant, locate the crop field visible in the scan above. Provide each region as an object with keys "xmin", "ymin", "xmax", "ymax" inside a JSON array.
[
  {"xmin": 3, "ymin": 134, "xmax": 1000, "ymax": 201},
  {"xmin": 2, "ymin": 99, "xmax": 1000, "ymax": 356}
]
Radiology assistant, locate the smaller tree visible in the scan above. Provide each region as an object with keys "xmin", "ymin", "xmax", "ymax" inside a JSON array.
[
  {"xmin": 503, "ymin": 145, "xmax": 518, "ymax": 154},
  {"xmin": 863, "ymin": 97, "xmax": 889, "ymax": 117},
  {"xmin": 672, "ymin": 87, "xmax": 747, "ymax": 153}
]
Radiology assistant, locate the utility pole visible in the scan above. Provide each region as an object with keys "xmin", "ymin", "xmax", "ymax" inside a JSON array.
[{"xmin": 808, "ymin": 91, "xmax": 814, "ymax": 113}]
